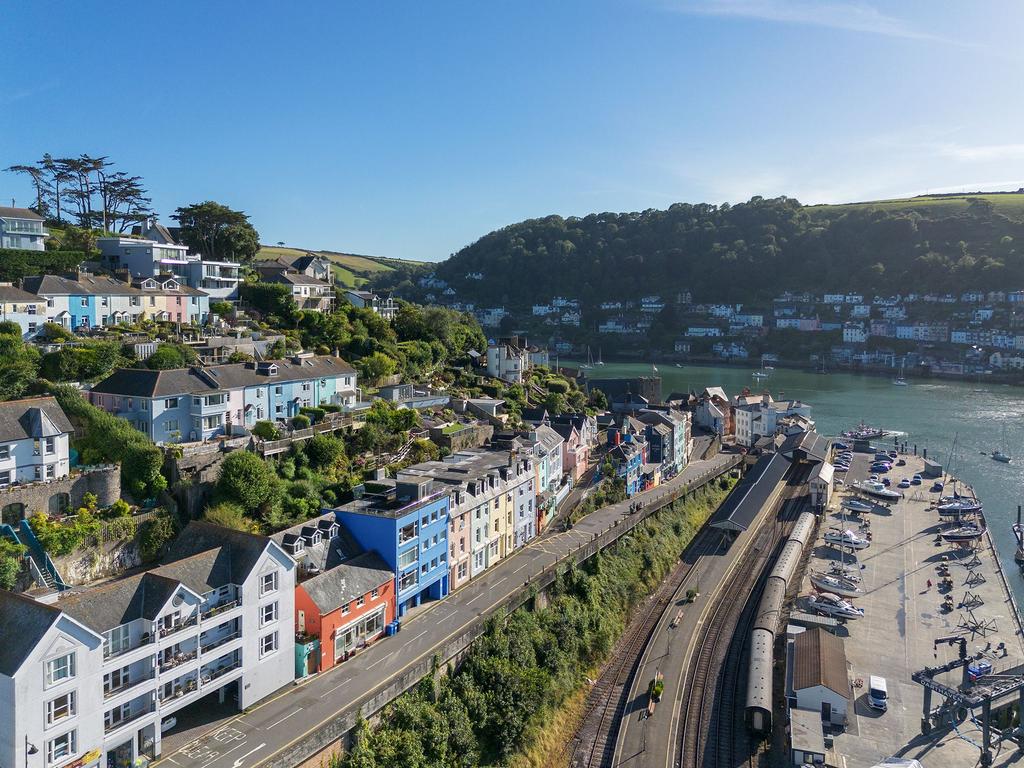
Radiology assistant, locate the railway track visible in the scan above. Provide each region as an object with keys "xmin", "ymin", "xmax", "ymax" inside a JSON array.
[
  {"xmin": 566, "ymin": 527, "xmax": 721, "ymax": 768},
  {"xmin": 678, "ymin": 466, "xmax": 812, "ymax": 768}
]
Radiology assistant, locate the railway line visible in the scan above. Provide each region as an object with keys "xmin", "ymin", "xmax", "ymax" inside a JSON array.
[
  {"xmin": 676, "ymin": 463, "xmax": 812, "ymax": 768},
  {"xmin": 566, "ymin": 526, "xmax": 723, "ymax": 768}
]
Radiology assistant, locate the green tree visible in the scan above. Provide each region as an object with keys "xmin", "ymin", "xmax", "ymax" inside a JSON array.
[
  {"xmin": 203, "ymin": 501, "xmax": 253, "ymax": 531},
  {"xmin": 358, "ymin": 351, "xmax": 398, "ymax": 383},
  {"xmin": 216, "ymin": 451, "xmax": 277, "ymax": 515},
  {"xmin": 146, "ymin": 344, "xmax": 196, "ymax": 370},
  {"xmin": 173, "ymin": 201, "xmax": 260, "ymax": 262},
  {"xmin": 0, "ymin": 333, "xmax": 41, "ymax": 400}
]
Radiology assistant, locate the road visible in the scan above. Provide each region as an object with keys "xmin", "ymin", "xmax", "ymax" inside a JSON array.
[
  {"xmin": 159, "ymin": 451, "xmax": 740, "ymax": 768},
  {"xmin": 612, "ymin": 460, "xmax": 796, "ymax": 768}
]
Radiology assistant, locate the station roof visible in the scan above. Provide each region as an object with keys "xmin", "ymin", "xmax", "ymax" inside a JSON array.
[{"xmin": 709, "ymin": 451, "xmax": 790, "ymax": 532}]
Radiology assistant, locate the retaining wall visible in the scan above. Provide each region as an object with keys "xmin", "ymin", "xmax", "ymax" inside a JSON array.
[{"xmin": 0, "ymin": 465, "xmax": 120, "ymax": 521}]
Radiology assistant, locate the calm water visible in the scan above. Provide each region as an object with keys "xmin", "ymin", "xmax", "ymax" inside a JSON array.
[{"xmin": 576, "ymin": 361, "xmax": 1024, "ymax": 600}]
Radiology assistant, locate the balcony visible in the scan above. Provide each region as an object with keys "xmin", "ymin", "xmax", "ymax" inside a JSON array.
[
  {"xmin": 159, "ymin": 648, "xmax": 198, "ymax": 674},
  {"xmin": 201, "ymin": 629, "xmax": 241, "ymax": 655},
  {"xmin": 104, "ymin": 632, "xmax": 155, "ymax": 661},
  {"xmin": 201, "ymin": 596, "xmax": 242, "ymax": 620},
  {"xmin": 158, "ymin": 673, "xmax": 199, "ymax": 703},
  {"xmin": 201, "ymin": 657, "xmax": 242, "ymax": 686},
  {"xmin": 104, "ymin": 670, "xmax": 156, "ymax": 700},
  {"xmin": 158, "ymin": 615, "xmax": 198, "ymax": 639},
  {"xmin": 105, "ymin": 703, "xmax": 155, "ymax": 735}
]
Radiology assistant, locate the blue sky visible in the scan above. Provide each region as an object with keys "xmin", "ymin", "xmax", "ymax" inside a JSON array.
[{"xmin": 2, "ymin": 1, "xmax": 1022, "ymax": 261}]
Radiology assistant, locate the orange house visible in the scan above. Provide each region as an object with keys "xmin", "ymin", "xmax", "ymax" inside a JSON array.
[{"xmin": 294, "ymin": 551, "xmax": 395, "ymax": 673}]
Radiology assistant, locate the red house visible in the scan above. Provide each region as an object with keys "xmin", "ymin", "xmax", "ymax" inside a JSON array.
[
  {"xmin": 273, "ymin": 514, "xmax": 395, "ymax": 675},
  {"xmin": 295, "ymin": 551, "xmax": 395, "ymax": 673}
]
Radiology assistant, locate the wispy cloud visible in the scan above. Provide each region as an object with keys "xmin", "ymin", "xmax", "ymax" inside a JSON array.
[
  {"xmin": 668, "ymin": 0, "xmax": 955, "ymax": 43},
  {"xmin": 0, "ymin": 80, "xmax": 60, "ymax": 106},
  {"xmin": 935, "ymin": 143, "xmax": 1024, "ymax": 162}
]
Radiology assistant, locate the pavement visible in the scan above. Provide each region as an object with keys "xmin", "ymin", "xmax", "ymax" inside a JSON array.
[
  {"xmin": 805, "ymin": 450, "xmax": 1024, "ymax": 768},
  {"xmin": 157, "ymin": 451, "xmax": 740, "ymax": 768},
  {"xmin": 612, "ymin": 453, "xmax": 798, "ymax": 768}
]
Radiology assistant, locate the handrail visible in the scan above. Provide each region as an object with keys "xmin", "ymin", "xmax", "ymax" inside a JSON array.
[{"xmin": 18, "ymin": 519, "xmax": 68, "ymax": 591}]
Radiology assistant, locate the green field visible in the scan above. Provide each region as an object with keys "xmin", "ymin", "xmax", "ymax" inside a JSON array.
[
  {"xmin": 255, "ymin": 245, "xmax": 422, "ymax": 288},
  {"xmin": 806, "ymin": 191, "xmax": 1024, "ymax": 219}
]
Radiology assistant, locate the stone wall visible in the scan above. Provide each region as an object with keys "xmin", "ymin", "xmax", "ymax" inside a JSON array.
[
  {"xmin": 0, "ymin": 465, "xmax": 120, "ymax": 522},
  {"xmin": 54, "ymin": 536, "xmax": 142, "ymax": 585},
  {"xmin": 429, "ymin": 423, "xmax": 494, "ymax": 453}
]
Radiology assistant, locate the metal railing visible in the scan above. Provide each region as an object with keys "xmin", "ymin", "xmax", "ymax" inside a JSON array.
[
  {"xmin": 105, "ymin": 704, "xmax": 154, "ymax": 734},
  {"xmin": 159, "ymin": 648, "xmax": 198, "ymax": 673},
  {"xmin": 158, "ymin": 615, "xmax": 198, "ymax": 639},
  {"xmin": 104, "ymin": 670, "xmax": 155, "ymax": 700},
  {"xmin": 104, "ymin": 632, "xmax": 155, "ymax": 661},
  {"xmin": 201, "ymin": 659, "xmax": 242, "ymax": 686},
  {"xmin": 201, "ymin": 597, "xmax": 242, "ymax": 619},
  {"xmin": 201, "ymin": 630, "xmax": 241, "ymax": 654}
]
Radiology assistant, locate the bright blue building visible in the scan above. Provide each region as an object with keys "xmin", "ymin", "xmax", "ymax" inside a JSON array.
[
  {"xmin": 607, "ymin": 440, "xmax": 644, "ymax": 497},
  {"xmin": 334, "ymin": 475, "xmax": 450, "ymax": 618}
]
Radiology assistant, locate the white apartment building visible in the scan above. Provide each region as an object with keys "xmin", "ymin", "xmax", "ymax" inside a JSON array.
[
  {"xmin": 0, "ymin": 397, "xmax": 73, "ymax": 486},
  {"xmin": 0, "ymin": 522, "xmax": 296, "ymax": 768}
]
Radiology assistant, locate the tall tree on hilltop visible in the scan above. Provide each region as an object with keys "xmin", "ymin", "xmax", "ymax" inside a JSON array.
[
  {"xmin": 39, "ymin": 154, "xmax": 74, "ymax": 223},
  {"xmin": 3, "ymin": 164, "xmax": 49, "ymax": 215},
  {"xmin": 173, "ymin": 201, "xmax": 260, "ymax": 262}
]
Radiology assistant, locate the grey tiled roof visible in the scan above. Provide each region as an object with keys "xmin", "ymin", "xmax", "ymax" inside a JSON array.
[
  {"xmin": 266, "ymin": 272, "xmax": 332, "ymax": 287},
  {"xmin": 0, "ymin": 590, "xmax": 63, "ymax": 676},
  {"xmin": 0, "ymin": 206, "xmax": 42, "ymax": 220},
  {"xmin": 0, "ymin": 397, "xmax": 73, "ymax": 443},
  {"xmin": 0, "ymin": 284, "xmax": 41, "ymax": 303},
  {"xmin": 164, "ymin": 521, "xmax": 273, "ymax": 586},
  {"xmin": 90, "ymin": 355, "xmax": 356, "ymax": 398},
  {"xmin": 58, "ymin": 572, "xmax": 182, "ymax": 634},
  {"xmin": 301, "ymin": 551, "xmax": 392, "ymax": 614}
]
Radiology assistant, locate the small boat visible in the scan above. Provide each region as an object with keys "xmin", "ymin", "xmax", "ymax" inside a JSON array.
[
  {"xmin": 893, "ymin": 359, "xmax": 909, "ymax": 386},
  {"xmin": 824, "ymin": 529, "xmax": 870, "ymax": 550},
  {"xmin": 752, "ymin": 371, "xmax": 769, "ymax": 379},
  {"xmin": 809, "ymin": 571, "xmax": 865, "ymax": 598},
  {"xmin": 808, "ymin": 592, "xmax": 865, "ymax": 619},
  {"xmin": 841, "ymin": 422, "xmax": 887, "ymax": 440},
  {"xmin": 852, "ymin": 480, "xmax": 901, "ymax": 502},
  {"xmin": 841, "ymin": 498, "xmax": 876, "ymax": 514},
  {"xmin": 674, "ymin": 363, "xmax": 682, "ymax": 368},
  {"xmin": 828, "ymin": 562, "xmax": 864, "ymax": 582},
  {"xmin": 992, "ymin": 451, "xmax": 1011, "ymax": 464},
  {"xmin": 941, "ymin": 522, "xmax": 986, "ymax": 543},
  {"xmin": 1013, "ymin": 519, "xmax": 1024, "ymax": 565},
  {"xmin": 595, "ymin": 348, "xmax": 605, "ymax": 366},
  {"xmin": 936, "ymin": 498, "xmax": 983, "ymax": 515}
]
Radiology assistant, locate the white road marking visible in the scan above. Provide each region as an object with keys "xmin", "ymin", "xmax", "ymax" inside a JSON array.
[
  {"xmin": 513, "ymin": 562, "xmax": 530, "ymax": 574},
  {"xmin": 232, "ymin": 743, "xmax": 266, "ymax": 768},
  {"xmin": 367, "ymin": 653, "xmax": 392, "ymax": 670},
  {"xmin": 466, "ymin": 591, "xmax": 487, "ymax": 605},
  {"xmin": 267, "ymin": 708, "xmax": 302, "ymax": 729},
  {"xmin": 325, "ymin": 678, "xmax": 351, "ymax": 696}
]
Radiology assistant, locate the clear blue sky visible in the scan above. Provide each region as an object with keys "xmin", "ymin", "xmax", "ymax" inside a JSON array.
[{"xmin": 2, "ymin": 1, "xmax": 1022, "ymax": 261}]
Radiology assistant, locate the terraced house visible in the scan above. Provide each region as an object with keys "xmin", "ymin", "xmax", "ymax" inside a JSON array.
[
  {"xmin": 23, "ymin": 272, "xmax": 210, "ymax": 330},
  {"xmin": 0, "ymin": 522, "xmax": 295, "ymax": 768},
  {"xmin": 0, "ymin": 282, "xmax": 44, "ymax": 338},
  {"xmin": 88, "ymin": 354, "xmax": 358, "ymax": 443}
]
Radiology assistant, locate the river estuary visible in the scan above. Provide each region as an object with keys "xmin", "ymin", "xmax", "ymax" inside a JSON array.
[{"xmin": 574, "ymin": 361, "xmax": 1024, "ymax": 602}]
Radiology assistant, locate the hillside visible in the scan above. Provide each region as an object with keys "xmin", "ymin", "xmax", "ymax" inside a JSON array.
[
  {"xmin": 256, "ymin": 245, "xmax": 424, "ymax": 289},
  {"xmin": 429, "ymin": 194, "xmax": 1024, "ymax": 307}
]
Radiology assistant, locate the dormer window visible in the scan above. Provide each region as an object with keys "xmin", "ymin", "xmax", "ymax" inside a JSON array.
[{"xmin": 290, "ymin": 540, "xmax": 304, "ymax": 555}]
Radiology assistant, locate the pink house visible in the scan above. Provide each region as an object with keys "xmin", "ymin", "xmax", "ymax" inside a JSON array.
[{"xmin": 552, "ymin": 422, "xmax": 589, "ymax": 483}]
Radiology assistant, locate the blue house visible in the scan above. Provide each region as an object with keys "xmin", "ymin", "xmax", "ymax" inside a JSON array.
[
  {"xmin": 607, "ymin": 441, "xmax": 644, "ymax": 497},
  {"xmin": 334, "ymin": 475, "xmax": 450, "ymax": 618}
]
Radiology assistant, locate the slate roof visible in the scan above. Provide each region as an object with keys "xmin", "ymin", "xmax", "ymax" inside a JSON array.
[
  {"xmin": 58, "ymin": 571, "xmax": 183, "ymax": 633},
  {"xmin": 270, "ymin": 513, "xmax": 362, "ymax": 571},
  {"xmin": 0, "ymin": 206, "xmax": 43, "ymax": 220},
  {"xmin": 164, "ymin": 521, "xmax": 273, "ymax": 586},
  {"xmin": 23, "ymin": 273, "xmax": 140, "ymax": 297},
  {"xmin": 709, "ymin": 452, "xmax": 790, "ymax": 532},
  {"xmin": 0, "ymin": 397, "xmax": 73, "ymax": 443},
  {"xmin": 0, "ymin": 590, "xmax": 63, "ymax": 676},
  {"xmin": 780, "ymin": 430, "xmax": 830, "ymax": 462},
  {"xmin": 520, "ymin": 407, "xmax": 549, "ymax": 424},
  {"xmin": 533, "ymin": 424, "xmax": 564, "ymax": 453},
  {"xmin": 266, "ymin": 271, "xmax": 332, "ymax": 288},
  {"xmin": 90, "ymin": 355, "xmax": 356, "ymax": 398},
  {"xmin": 793, "ymin": 627, "xmax": 849, "ymax": 697},
  {"xmin": 0, "ymin": 284, "xmax": 41, "ymax": 303},
  {"xmin": 301, "ymin": 551, "xmax": 393, "ymax": 614}
]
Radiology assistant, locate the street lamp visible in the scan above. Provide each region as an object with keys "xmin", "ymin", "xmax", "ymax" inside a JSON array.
[{"xmin": 25, "ymin": 736, "xmax": 38, "ymax": 768}]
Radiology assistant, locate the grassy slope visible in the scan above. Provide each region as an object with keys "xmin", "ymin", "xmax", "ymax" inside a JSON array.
[
  {"xmin": 255, "ymin": 245, "xmax": 425, "ymax": 289},
  {"xmin": 806, "ymin": 191, "xmax": 1024, "ymax": 218}
]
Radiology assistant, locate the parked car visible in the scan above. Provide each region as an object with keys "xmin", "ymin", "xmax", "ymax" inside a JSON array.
[
  {"xmin": 161, "ymin": 716, "xmax": 177, "ymax": 734},
  {"xmin": 898, "ymin": 479, "xmax": 911, "ymax": 489},
  {"xmin": 931, "ymin": 481, "xmax": 945, "ymax": 492},
  {"xmin": 911, "ymin": 474, "xmax": 923, "ymax": 485}
]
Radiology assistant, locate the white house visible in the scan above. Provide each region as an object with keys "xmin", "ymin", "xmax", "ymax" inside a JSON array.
[
  {"xmin": 486, "ymin": 337, "xmax": 547, "ymax": 383},
  {"xmin": 0, "ymin": 397, "xmax": 73, "ymax": 486},
  {"xmin": 0, "ymin": 283, "xmax": 45, "ymax": 339},
  {"xmin": 0, "ymin": 206, "xmax": 47, "ymax": 250},
  {"xmin": 788, "ymin": 627, "xmax": 850, "ymax": 726},
  {"xmin": 0, "ymin": 522, "xmax": 296, "ymax": 768},
  {"xmin": 842, "ymin": 322, "xmax": 867, "ymax": 344},
  {"xmin": 343, "ymin": 289, "xmax": 397, "ymax": 321}
]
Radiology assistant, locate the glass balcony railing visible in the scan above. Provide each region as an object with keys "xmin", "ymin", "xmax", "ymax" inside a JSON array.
[
  {"xmin": 159, "ymin": 648, "xmax": 198, "ymax": 673},
  {"xmin": 103, "ymin": 670, "xmax": 156, "ymax": 700},
  {"xmin": 105, "ymin": 703, "xmax": 155, "ymax": 734},
  {"xmin": 158, "ymin": 615, "xmax": 198, "ymax": 639},
  {"xmin": 201, "ymin": 596, "xmax": 242, "ymax": 619},
  {"xmin": 200, "ymin": 629, "xmax": 241, "ymax": 654}
]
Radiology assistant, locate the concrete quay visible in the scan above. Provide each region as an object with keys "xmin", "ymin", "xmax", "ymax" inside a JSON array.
[{"xmin": 801, "ymin": 450, "xmax": 1024, "ymax": 768}]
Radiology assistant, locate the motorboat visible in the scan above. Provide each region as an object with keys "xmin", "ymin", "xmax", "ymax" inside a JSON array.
[
  {"xmin": 808, "ymin": 592, "xmax": 865, "ymax": 619},
  {"xmin": 841, "ymin": 422, "xmax": 887, "ymax": 440},
  {"xmin": 809, "ymin": 571, "xmax": 865, "ymax": 598},
  {"xmin": 841, "ymin": 498, "xmax": 876, "ymax": 515},
  {"xmin": 991, "ymin": 450, "xmax": 1011, "ymax": 464},
  {"xmin": 824, "ymin": 529, "xmax": 870, "ymax": 550},
  {"xmin": 852, "ymin": 480, "xmax": 902, "ymax": 502},
  {"xmin": 752, "ymin": 371, "xmax": 769, "ymax": 379},
  {"xmin": 941, "ymin": 522, "xmax": 986, "ymax": 543}
]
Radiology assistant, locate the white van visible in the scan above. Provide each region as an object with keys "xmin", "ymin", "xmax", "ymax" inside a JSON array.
[{"xmin": 868, "ymin": 675, "xmax": 888, "ymax": 711}]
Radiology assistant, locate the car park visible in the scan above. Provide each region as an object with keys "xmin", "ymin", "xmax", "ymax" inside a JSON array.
[
  {"xmin": 898, "ymin": 479, "xmax": 911, "ymax": 488},
  {"xmin": 912, "ymin": 474, "xmax": 923, "ymax": 485}
]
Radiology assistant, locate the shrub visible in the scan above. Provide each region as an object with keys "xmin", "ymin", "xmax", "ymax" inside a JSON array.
[
  {"xmin": 106, "ymin": 516, "xmax": 137, "ymax": 541},
  {"xmin": 300, "ymin": 406, "xmax": 327, "ymax": 423},
  {"xmin": 29, "ymin": 511, "xmax": 101, "ymax": 557},
  {"xmin": 139, "ymin": 510, "xmax": 177, "ymax": 561},
  {"xmin": 252, "ymin": 420, "xmax": 279, "ymax": 440},
  {"xmin": 321, "ymin": 404, "xmax": 341, "ymax": 413},
  {"xmin": 203, "ymin": 501, "xmax": 253, "ymax": 531},
  {"xmin": 292, "ymin": 414, "xmax": 311, "ymax": 429},
  {"xmin": 0, "ymin": 248, "xmax": 84, "ymax": 281},
  {"xmin": 307, "ymin": 434, "xmax": 345, "ymax": 470},
  {"xmin": 0, "ymin": 320, "xmax": 22, "ymax": 336},
  {"xmin": 210, "ymin": 301, "xmax": 234, "ymax": 317},
  {"xmin": 105, "ymin": 499, "xmax": 132, "ymax": 518},
  {"xmin": 0, "ymin": 539, "xmax": 26, "ymax": 590},
  {"xmin": 216, "ymin": 451, "xmax": 277, "ymax": 514}
]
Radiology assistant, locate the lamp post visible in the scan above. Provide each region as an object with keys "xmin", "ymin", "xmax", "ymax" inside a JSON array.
[{"xmin": 25, "ymin": 736, "xmax": 38, "ymax": 768}]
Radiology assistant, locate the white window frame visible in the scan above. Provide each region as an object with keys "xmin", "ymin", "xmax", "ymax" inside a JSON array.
[
  {"xmin": 44, "ymin": 690, "xmax": 76, "ymax": 727},
  {"xmin": 45, "ymin": 653, "xmax": 75, "ymax": 687},
  {"xmin": 260, "ymin": 571, "xmax": 278, "ymax": 595},
  {"xmin": 104, "ymin": 624, "xmax": 131, "ymax": 657},
  {"xmin": 46, "ymin": 729, "xmax": 77, "ymax": 765},
  {"xmin": 260, "ymin": 601, "xmax": 278, "ymax": 627},
  {"xmin": 259, "ymin": 631, "xmax": 278, "ymax": 658}
]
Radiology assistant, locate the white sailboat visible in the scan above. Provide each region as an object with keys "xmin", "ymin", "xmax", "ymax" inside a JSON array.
[
  {"xmin": 991, "ymin": 425, "xmax": 1011, "ymax": 463},
  {"xmin": 595, "ymin": 347, "xmax": 605, "ymax": 366},
  {"xmin": 752, "ymin": 360, "xmax": 770, "ymax": 380},
  {"xmin": 893, "ymin": 358, "xmax": 908, "ymax": 386},
  {"xmin": 580, "ymin": 346, "xmax": 593, "ymax": 369}
]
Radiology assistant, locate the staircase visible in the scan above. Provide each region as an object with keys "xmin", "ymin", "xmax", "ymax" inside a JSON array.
[{"xmin": 2, "ymin": 520, "xmax": 69, "ymax": 592}]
